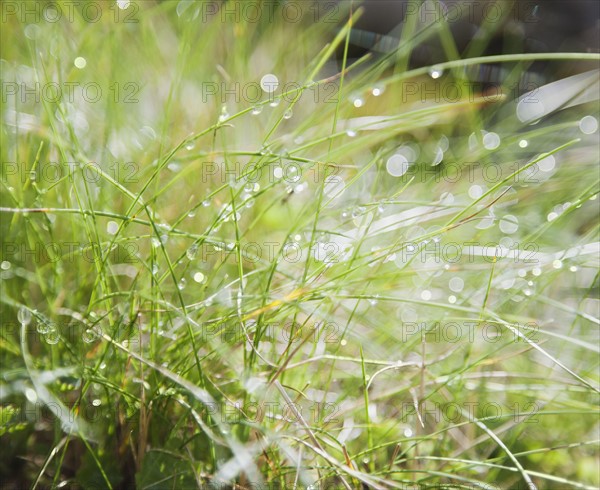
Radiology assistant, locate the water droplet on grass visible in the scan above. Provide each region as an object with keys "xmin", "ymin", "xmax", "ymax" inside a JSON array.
[
  {"xmin": 92, "ymin": 399, "xmax": 101, "ymax": 406},
  {"xmin": 178, "ymin": 278, "xmax": 187, "ymax": 290},
  {"xmin": 1, "ymin": 261, "xmax": 10, "ymax": 270},
  {"xmin": 483, "ymin": 132, "xmax": 500, "ymax": 150},
  {"xmin": 74, "ymin": 57, "xmax": 86, "ymax": 69},
  {"xmin": 106, "ymin": 221, "xmax": 119, "ymax": 235},
  {"xmin": 45, "ymin": 331, "xmax": 60, "ymax": 345},
  {"xmin": 421, "ymin": 290, "xmax": 432, "ymax": 301},
  {"xmin": 372, "ymin": 83, "xmax": 385, "ymax": 96},
  {"xmin": 193, "ymin": 272, "xmax": 205, "ymax": 283},
  {"xmin": 17, "ymin": 307, "xmax": 32, "ymax": 326},
  {"xmin": 116, "ymin": 0, "xmax": 130, "ymax": 9},
  {"xmin": 346, "ymin": 129, "xmax": 357, "ymax": 137},
  {"xmin": 350, "ymin": 94, "xmax": 364, "ymax": 108},
  {"xmin": 537, "ymin": 155, "xmax": 555, "ymax": 172},
  {"xmin": 552, "ymin": 260, "xmax": 562, "ymax": 269},
  {"xmin": 386, "ymin": 154, "xmax": 409, "ymax": 177},
  {"xmin": 260, "ymin": 74, "xmax": 279, "ymax": 93},
  {"xmin": 251, "ymin": 106, "xmax": 262, "ymax": 115},
  {"xmin": 468, "ymin": 185, "xmax": 484, "ymax": 199},
  {"xmin": 283, "ymin": 109, "xmax": 293, "ymax": 119},
  {"xmin": 82, "ymin": 328, "xmax": 97, "ymax": 343},
  {"xmin": 218, "ymin": 106, "xmax": 229, "ymax": 122},
  {"xmin": 429, "ymin": 65, "xmax": 443, "ymax": 79},
  {"xmin": 579, "ymin": 115, "xmax": 598, "ymax": 134},
  {"xmin": 519, "ymin": 139, "xmax": 528, "ymax": 148},
  {"xmin": 449, "ymin": 277, "xmax": 464, "ymax": 292}
]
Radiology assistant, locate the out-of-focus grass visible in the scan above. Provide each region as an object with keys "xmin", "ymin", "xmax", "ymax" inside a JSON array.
[{"xmin": 1, "ymin": 1, "xmax": 599, "ymax": 489}]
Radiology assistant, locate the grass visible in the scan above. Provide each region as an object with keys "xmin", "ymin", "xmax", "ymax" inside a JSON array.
[{"xmin": 1, "ymin": 0, "xmax": 599, "ymax": 488}]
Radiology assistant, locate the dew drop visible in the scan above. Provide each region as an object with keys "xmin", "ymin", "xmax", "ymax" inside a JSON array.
[
  {"xmin": 552, "ymin": 260, "xmax": 562, "ymax": 269},
  {"xmin": 569, "ymin": 265, "xmax": 578, "ymax": 272},
  {"xmin": 74, "ymin": 57, "xmax": 86, "ymax": 69},
  {"xmin": 17, "ymin": 307, "xmax": 32, "ymax": 326},
  {"xmin": 547, "ymin": 211, "xmax": 558, "ymax": 222},
  {"xmin": 283, "ymin": 109, "xmax": 293, "ymax": 120},
  {"xmin": 92, "ymin": 399, "xmax": 101, "ymax": 407},
  {"xmin": 428, "ymin": 65, "xmax": 443, "ymax": 79},
  {"xmin": 432, "ymin": 146, "xmax": 444, "ymax": 166},
  {"xmin": 448, "ymin": 295, "xmax": 457, "ymax": 304},
  {"xmin": 185, "ymin": 142, "xmax": 195, "ymax": 151},
  {"xmin": 421, "ymin": 290, "xmax": 432, "ymax": 301},
  {"xmin": 25, "ymin": 388, "xmax": 37, "ymax": 403},
  {"xmin": 186, "ymin": 245, "xmax": 198, "ymax": 260},
  {"xmin": 483, "ymin": 132, "xmax": 501, "ymax": 150},
  {"xmin": 82, "ymin": 328, "xmax": 97, "ymax": 343},
  {"xmin": 351, "ymin": 94, "xmax": 364, "ymax": 108},
  {"xmin": 346, "ymin": 129, "xmax": 357, "ymax": 137},
  {"xmin": 372, "ymin": 84, "xmax": 385, "ymax": 96},
  {"xmin": 468, "ymin": 184, "xmax": 484, "ymax": 199},
  {"xmin": 269, "ymin": 98, "xmax": 280, "ymax": 107},
  {"xmin": 193, "ymin": 272, "xmax": 205, "ymax": 283},
  {"xmin": 251, "ymin": 106, "xmax": 262, "ymax": 115},
  {"xmin": 537, "ymin": 155, "xmax": 555, "ymax": 172},
  {"xmin": 116, "ymin": 0, "xmax": 130, "ymax": 9},
  {"xmin": 368, "ymin": 295, "xmax": 379, "ymax": 306},
  {"xmin": 187, "ymin": 210, "xmax": 196, "ymax": 218},
  {"xmin": 404, "ymin": 427, "xmax": 413, "ymax": 437},
  {"xmin": 106, "ymin": 221, "xmax": 119, "ymax": 235},
  {"xmin": 45, "ymin": 331, "xmax": 60, "ymax": 345},
  {"xmin": 218, "ymin": 106, "xmax": 229, "ymax": 122},
  {"xmin": 448, "ymin": 277, "xmax": 464, "ymax": 293},
  {"xmin": 1, "ymin": 261, "xmax": 11, "ymax": 270},
  {"xmin": 260, "ymin": 74, "xmax": 279, "ymax": 93},
  {"xmin": 386, "ymin": 154, "xmax": 410, "ymax": 177},
  {"xmin": 178, "ymin": 278, "xmax": 187, "ymax": 290},
  {"xmin": 579, "ymin": 115, "xmax": 598, "ymax": 134},
  {"xmin": 519, "ymin": 139, "xmax": 529, "ymax": 148},
  {"xmin": 273, "ymin": 167, "xmax": 283, "ymax": 179}
]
